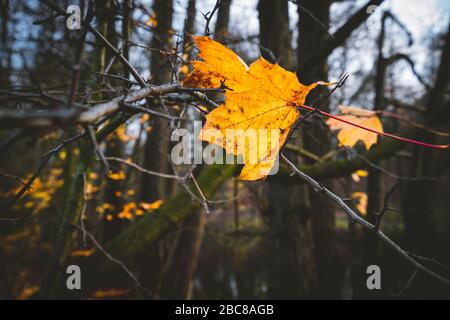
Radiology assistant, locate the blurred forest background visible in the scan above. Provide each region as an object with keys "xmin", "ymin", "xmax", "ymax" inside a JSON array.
[{"xmin": 1, "ymin": 0, "xmax": 450, "ymax": 300}]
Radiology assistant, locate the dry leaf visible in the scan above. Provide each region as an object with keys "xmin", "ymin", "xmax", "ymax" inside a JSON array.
[
  {"xmin": 327, "ymin": 105, "xmax": 383, "ymax": 149},
  {"xmin": 183, "ymin": 36, "xmax": 327, "ymax": 180}
]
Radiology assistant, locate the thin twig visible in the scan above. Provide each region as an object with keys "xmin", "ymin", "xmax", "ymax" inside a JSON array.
[
  {"xmin": 397, "ymin": 270, "xmax": 418, "ymax": 296},
  {"xmin": 0, "ymin": 172, "xmax": 27, "ymax": 186},
  {"xmin": 87, "ymin": 126, "xmax": 109, "ymax": 171},
  {"xmin": 189, "ymin": 172, "xmax": 210, "ymax": 214},
  {"xmin": 374, "ymin": 182, "xmax": 400, "ymax": 230},
  {"xmin": 105, "ymin": 157, "xmax": 187, "ymax": 181},
  {"xmin": 73, "ymin": 224, "xmax": 156, "ymax": 298}
]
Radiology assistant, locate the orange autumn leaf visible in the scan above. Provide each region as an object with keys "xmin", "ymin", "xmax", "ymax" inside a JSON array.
[
  {"xmin": 327, "ymin": 105, "xmax": 383, "ymax": 149},
  {"xmin": 183, "ymin": 36, "xmax": 328, "ymax": 180}
]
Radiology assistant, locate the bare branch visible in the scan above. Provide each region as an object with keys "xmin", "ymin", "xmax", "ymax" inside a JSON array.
[{"xmin": 73, "ymin": 224, "xmax": 156, "ymax": 298}]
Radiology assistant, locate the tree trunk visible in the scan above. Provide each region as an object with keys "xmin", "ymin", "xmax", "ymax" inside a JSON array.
[
  {"xmin": 258, "ymin": 0, "xmax": 293, "ymax": 66},
  {"xmin": 257, "ymin": 0, "xmax": 336, "ymax": 299},
  {"xmin": 298, "ymin": 0, "xmax": 339, "ymax": 299},
  {"xmin": 98, "ymin": 0, "xmax": 128, "ymax": 243},
  {"xmin": 159, "ymin": 0, "xmax": 205, "ymax": 299},
  {"xmin": 142, "ymin": 0, "xmax": 173, "ymax": 202},
  {"xmin": 402, "ymin": 22, "xmax": 450, "ymax": 297},
  {"xmin": 183, "ymin": 0, "xmax": 196, "ymax": 54},
  {"xmin": 357, "ymin": 12, "xmax": 388, "ymax": 299},
  {"xmin": 213, "ymin": 0, "xmax": 232, "ymax": 43},
  {"xmin": 0, "ymin": 0, "xmax": 11, "ymax": 86}
]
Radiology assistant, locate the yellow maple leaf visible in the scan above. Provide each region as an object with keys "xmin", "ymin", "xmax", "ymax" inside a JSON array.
[
  {"xmin": 327, "ymin": 105, "xmax": 383, "ymax": 150},
  {"xmin": 145, "ymin": 13, "xmax": 158, "ymax": 27},
  {"xmin": 183, "ymin": 36, "xmax": 327, "ymax": 180}
]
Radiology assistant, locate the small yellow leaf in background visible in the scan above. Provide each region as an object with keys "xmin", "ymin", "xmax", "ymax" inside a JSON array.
[
  {"xmin": 356, "ymin": 170, "xmax": 368, "ymax": 177},
  {"xmin": 352, "ymin": 191, "xmax": 368, "ymax": 215},
  {"xmin": 180, "ymin": 65, "xmax": 189, "ymax": 75},
  {"xmin": 145, "ymin": 13, "xmax": 157, "ymax": 27},
  {"xmin": 118, "ymin": 202, "xmax": 136, "ymax": 220},
  {"xmin": 70, "ymin": 248, "xmax": 95, "ymax": 257},
  {"xmin": 351, "ymin": 169, "xmax": 368, "ymax": 182},
  {"xmin": 103, "ymin": 203, "xmax": 114, "ymax": 210},
  {"xmin": 24, "ymin": 201, "xmax": 34, "ymax": 208},
  {"xmin": 17, "ymin": 286, "xmax": 40, "ymax": 300},
  {"xmin": 50, "ymin": 168, "xmax": 63, "ymax": 176},
  {"xmin": 59, "ymin": 150, "xmax": 67, "ymax": 160},
  {"xmin": 183, "ymin": 36, "xmax": 329, "ymax": 181},
  {"xmin": 107, "ymin": 170, "xmax": 126, "ymax": 180},
  {"xmin": 140, "ymin": 113, "xmax": 150, "ymax": 123},
  {"xmin": 327, "ymin": 105, "xmax": 383, "ymax": 149},
  {"xmin": 89, "ymin": 172, "xmax": 98, "ymax": 180}
]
